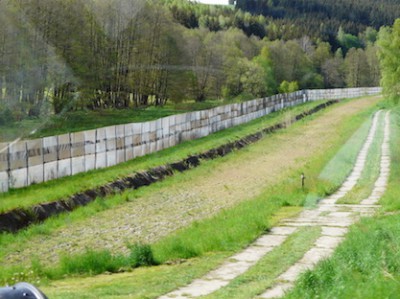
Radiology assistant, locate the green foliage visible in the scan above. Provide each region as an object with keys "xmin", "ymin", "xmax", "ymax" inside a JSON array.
[
  {"xmin": 286, "ymin": 215, "xmax": 400, "ymax": 299},
  {"xmin": 0, "ymin": 105, "xmax": 14, "ymax": 126},
  {"xmin": 337, "ymin": 27, "xmax": 362, "ymax": 53},
  {"xmin": 378, "ymin": 19, "xmax": 400, "ymax": 104},
  {"xmin": 278, "ymin": 81, "xmax": 299, "ymax": 93},
  {"xmin": 0, "ymin": 0, "xmax": 383, "ymax": 131},
  {"xmin": 237, "ymin": 0, "xmax": 400, "ymax": 43},
  {"xmin": 59, "ymin": 250, "xmax": 126, "ymax": 276},
  {"xmin": 128, "ymin": 243, "xmax": 157, "ymax": 267}
]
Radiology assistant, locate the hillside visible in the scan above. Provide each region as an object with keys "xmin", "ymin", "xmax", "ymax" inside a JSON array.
[
  {"xmin": 236, "ymin": 0, "xmax": 400, "ymax": 44},
  {"xmin": 0, "ymin": 0, "xmax": 384, "ymax": 133}
]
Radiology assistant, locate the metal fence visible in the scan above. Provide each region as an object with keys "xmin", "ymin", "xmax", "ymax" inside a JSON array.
[{"xmin": 0, "ymin": 87, "xmax": 381, "ymax": 193}]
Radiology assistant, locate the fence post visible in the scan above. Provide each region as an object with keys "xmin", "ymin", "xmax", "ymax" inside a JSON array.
[{"xmin": 7, "ymin": 143, "xmax": 10, "ymax": 189}]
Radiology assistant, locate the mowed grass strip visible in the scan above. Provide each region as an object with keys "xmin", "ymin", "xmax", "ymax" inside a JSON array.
[
  {"xmin": 337, "ymin": 111, "xmax": 385, "ymax": 204},
  {"xmin": 315, "ymin": 108, "xmax": 373, "ymax": 197},
  {"xmin": 41, "ymin": 253, "xmax": 231, "ymax": 299},
  {"xmin": 0, "ymin": 96, "xmax": 380, "ymax": 286},
  {"xmin": 284, "ymin": 102, "xmax": 400, "ymax": 299},
  {"xmin": 40, "ymin": 227, "xmax": 320, "ymax": 299},
  {"xmin": 0, "ymin": 100, "xmax": 327, "ymax": 213},
  {"xmin": 202, "ymin": 227, "xmax": 321, "ymax": 299}
]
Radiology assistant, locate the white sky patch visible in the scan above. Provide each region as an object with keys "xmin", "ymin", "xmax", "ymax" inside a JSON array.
[{"xmin": 191, "ymin": 0, "xmax": 231, "ymax": 5}]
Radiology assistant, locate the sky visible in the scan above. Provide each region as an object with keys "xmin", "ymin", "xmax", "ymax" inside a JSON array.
[{"xmin": 192, "ymin": 0, "xmax": 231, "ymax": 5}]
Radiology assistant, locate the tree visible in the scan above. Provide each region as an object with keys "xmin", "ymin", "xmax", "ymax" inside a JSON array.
[
  {"xmin": 344, "ymin": 48, "xmax": 370, "ymax": 87},
  {"xmin": 321, "ymin": 51, "xmax": 345, "ymax": 88},
  {"xmin": 278, "ymin": 81, "xmax": 299, "ymax": 93},
  {"xmin": 365, "ymin": 44, "xmax": 381, "ymax": 87},
  {"xmin": 253, "ymin": 46, "xmax": 277, "ymax": 95},
  {"xmin": 377, "ymin": 19, "xmax": 400, "ymax": 103}
]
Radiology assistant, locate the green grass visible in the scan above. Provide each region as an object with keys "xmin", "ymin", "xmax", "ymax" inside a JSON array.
[
  {"xmin": 0, "ymin": 100, "xmax": 327, "ymax": 213},
  {"xmin": 284, "ymin": 104, "xmax": 400, "ymax": 299},
  {"xmin": 151, "ymin": 199, "xmax": 302, "ymax": 264},
  {"xmin": 203, "ymin": 227, "xmax": 321, "ymax": 299},
  {"xmin": 41, "ymin": 228, "xmax": 320, "ymax": 299},
  {"xmin": 317, "ymin": 110, "xmax": 374, "ymax": 193},
  {"xmin": 0, "ymin": 97, "xmax": 380, "ymax": 285},
  {"xmin": 337, "ymin": 111, "xmax": 385, "ymax": 204},
  {"xmin": 285, "ymin": 214, "xmax": 400, "ymax": 299},
  {"xmin": 41, "ymin": 253, "xmax": 230, "ymax": 299}
]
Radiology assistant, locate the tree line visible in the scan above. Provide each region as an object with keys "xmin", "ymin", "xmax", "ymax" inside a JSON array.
[{"xmin": 0, "ymin": 0, "xmax": 382, "ymax": 125}]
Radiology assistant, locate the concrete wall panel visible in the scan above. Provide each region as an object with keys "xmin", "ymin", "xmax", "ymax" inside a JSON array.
[
  {"xmin": 133, "ymin": 145, "xmax": 143, "ymax": 158},
  {"xmin": 106, "ymin": 126, "xmax": 117, "ymax": 156},
  {"xmin": 44, "ymin": 161, "xmax": 58, "ymax": 181},
  {"xmin": 124, "ymin": 123, "xmax": 134, "ymax": 137},
  {"xmin": 9, "ymin": 141, "xmax": 27, "ymax": 170},
  {"xmin": 116, "ymin": 124, "xmax": 126, "ymax": 164},
  {"xmin": 27, "ymin": 139, "xmax": 43, "ymax": 167},
  {"xmin": 84, "ymin": 130, "xmax": 96, "ymax": 155},
  {"xmin": 10, "ymin": 168, "xmax": 27, "ymax": 188},
  {"xmin": 117, "ymin": 149, "xmax": 126, "ymax": 164},
  {"xmin": 0, "ymin": 143, "xmax": 8, "ymax": 172},
  {"xmin": 116, "ymin": 125, "xmax": 125, "ymax": 152},
  {"xmin": 58, "ymin": 134, "xmax": 71, "ymax": 160},
  {"xmin": 71, "ymin": 156, "xmax": 85, "ymax": 175},
  {"xmin": 58, "ymin": 159, "xmax": 72, "ymax": 177},
  {"xmin": 43, "ymin": 136, "xmax": 58, "ymax": 163},
  {"xmin": 96, "ymin": 128, "xmax": 107, "ymax": 154},
  {"xmin": 0, "ymin": 171, "xmax": 8, "ymax": 192},
  {"xmin": 85, "ymin": 154, "xmax": 96, "ymax": 172},
  {"xmin": 95, "ymin": 152, "xmax": 107, "ymax": 169},
  {"xmin": 71, "ymin": 132, "xmax": 85, "ymax": 157},
  {"xmin": 107, "ymin": 150, "xmax": 117, "ymax": 167},
  {"xmin": 28, "ymin": 164, "xmax": 44, "ymax": 185}
]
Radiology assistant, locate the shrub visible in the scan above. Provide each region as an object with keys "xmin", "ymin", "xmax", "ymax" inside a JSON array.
[{"xmin": 128, "ymin": 243, "xmax": 157, "ymax": 267}]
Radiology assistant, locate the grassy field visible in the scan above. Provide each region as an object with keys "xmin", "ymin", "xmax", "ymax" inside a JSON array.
[
  {"xmin": 285, "ymin": 102, "xmax": 400, "ymax": 299},
  {"xmin": 0, "ymin": 95, "xmax": 379, "ymax": 296}
]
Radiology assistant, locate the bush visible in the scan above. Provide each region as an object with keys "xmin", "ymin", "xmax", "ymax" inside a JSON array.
[
  {"xmin": 128, "ymin": 243, "xmax": 157, "ymax": 267},
  {"xmin": 0, "ymin": 106, "xmax": 14, "ymax": 125}
]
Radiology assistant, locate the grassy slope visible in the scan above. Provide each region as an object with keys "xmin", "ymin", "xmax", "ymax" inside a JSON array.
[
  {"xmin": 0, "ymin": 100, "xmax": 229, "ymax": 142},
  {"xmin": 285, "ymin": 102, "xmax": 400, "ymax": 299},
  {"xmin": 5, "ymin": 96, "xmax": 376, "ymax": 297}
]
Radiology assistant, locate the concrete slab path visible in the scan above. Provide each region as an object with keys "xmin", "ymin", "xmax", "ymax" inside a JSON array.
[
  {"xmin": 158, "ymin": 110, "xmax": 390, "ymax": 299},
  {"xmin": 259, "ymin": 111, "xmax": 390, "ymax": 298}
]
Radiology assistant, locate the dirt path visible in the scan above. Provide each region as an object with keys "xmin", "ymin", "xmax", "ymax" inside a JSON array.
[
  {"xmin": 3, "ymin": 97, "xmax": 380, "ymax": 266},
  {"xmin": 158, "ymin": 110, "xmax": 388, "ymax": 299}
]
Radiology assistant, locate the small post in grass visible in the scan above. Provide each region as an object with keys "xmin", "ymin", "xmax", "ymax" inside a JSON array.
[{"xmin": 301, "ymin": 172, "xmax": 305, "ymax": 189}]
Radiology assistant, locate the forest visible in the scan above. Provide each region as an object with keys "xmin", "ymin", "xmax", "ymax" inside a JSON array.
[{"xmin": 0, "ymin": 0, "xmax": 386, "ymax": 125}]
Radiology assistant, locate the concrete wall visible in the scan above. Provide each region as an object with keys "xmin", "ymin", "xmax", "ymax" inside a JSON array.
[{"xmin": 0, "ymin": 87, "xmax": 381, "ymax": 193}]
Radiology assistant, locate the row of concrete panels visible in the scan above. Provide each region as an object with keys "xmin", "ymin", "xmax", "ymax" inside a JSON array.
[
  {"xmin": 0, "ymin": 95, "xmax": 305, "ymax": 172},
  {"xmin": 0, "ymin": 87, "xmax": 381, "ymax": 192}
]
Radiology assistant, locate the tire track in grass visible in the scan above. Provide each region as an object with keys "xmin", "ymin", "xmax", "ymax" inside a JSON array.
[
  {"xmin": 259, "ymin": 111, "xmax": 390, "ymax": 298},
  {"xmin": 158, "ymin": 111, "xmax": 384, "ymax": 299}
]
